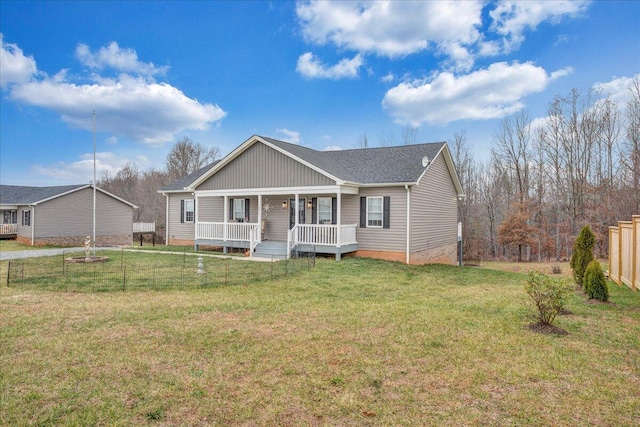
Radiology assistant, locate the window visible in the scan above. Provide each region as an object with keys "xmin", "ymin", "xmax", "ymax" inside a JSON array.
[
  {"xmin": 360, "ymin": 196, "xmax": 390, "ymax": 229},
  {"xmin": 22, "ymin": 209, "xmax": 31, "ymax": 226},
  {"xmin": 367, "ymin": 197, "xmax": 383, "ymax": 227},
  {"xmin": 182, "ymin": 199, "xmax": 194, "ymax": 223},
  {"xmin": 318, "ymin": 197, "xmax": 332, "ymax": 224},
  {"xmin": 233, "ymin": 198, "xmax": 245, "ymax": 222},
  {"xmin": 1, "ymin": 210, "xmax": 17, "ymax": 224}
]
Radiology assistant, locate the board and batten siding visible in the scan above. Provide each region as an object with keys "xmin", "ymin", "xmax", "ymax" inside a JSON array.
[
  {"xmin": 168, "ymin": 193, "xmax": 195, "ymax": 240},
  {"xmin": 342, "ymin": 187, "xmax": 407, "ymax": 252},
  {"xmin": 410, "ymin": 154, "xmax": 458, "ymax": 253},
  {"xmin": 35, "ymin": 188, "xmax": 133, "ymax": 237},
  {"xmin": 196, "ymin": 142, "xmax": 334, "ymax": 191}
]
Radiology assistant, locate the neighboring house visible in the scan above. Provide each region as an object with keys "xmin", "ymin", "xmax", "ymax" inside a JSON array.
[
  {"xmin": 160, "ymin": 135, "xmax": 464, "ymax": 264},
  {"xmin": 0, "ymin": 184, "xmax": 137, "ymax": 246}
]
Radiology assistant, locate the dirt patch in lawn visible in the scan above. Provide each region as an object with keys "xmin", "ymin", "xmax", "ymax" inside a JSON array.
[{"xmin": 526, "ymin": 322, "xmax": 569, "ymax": 336}]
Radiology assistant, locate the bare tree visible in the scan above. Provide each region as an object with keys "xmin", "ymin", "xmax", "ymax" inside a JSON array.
[
  {"xmin": 356, "ymin": 133, "xmax": 369, "ymax": 149},
  {"xmin": 377, "ymin": 130, "xmax": 396, "ymax": 147},
  {"xmin": 402, "ymin": 125, "xmax": 418, "ymax": 145},
  {"xmin": 166, "ymin": 136, "xmax": 220, "ymax": 181}
]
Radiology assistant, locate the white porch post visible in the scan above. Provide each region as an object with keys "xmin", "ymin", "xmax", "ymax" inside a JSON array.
[
  {"xmin": 257, "ymin": 194, "xmax": 262, "ymax": 244},
  {"xmin": 336, "ymin": 192, "xmax": 342, "ymax": 261},
  {"xmin": 223, "ymin": 196, "xmax": 228, "ymax": 244}
]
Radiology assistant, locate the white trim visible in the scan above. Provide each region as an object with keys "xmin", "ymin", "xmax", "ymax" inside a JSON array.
[
  {"xmin": 366, "ymin": 196, "xmax": 383, "ymax": 228},
  {"xmin": 25, "ymin": 184, "xmax": 138, "ymax": 208},
  {"xmin": 188, "ymin": 135, "xmax": 344, "ymax": 190},
  {"xmin": 195, "ymin": 184, "xmax": 359, "ymax": 197},
  {"xmin": 30, "ymin": 205, "xmax": 35, "ymax": 246},
  {"xmin": 406, "ymin": 184, "xmax": 411, "ymax": 264},
  {"xmin": 415, "ymin": 144, "xmax": 464, "ymax": 197},
  {"xmin": 165, "ymin": 194, "xmax": 169, "ymax": 245},
  {"xmin": 0, "ymin": 204, "xmax": 18, "ymax": 210},
  {"xmin": 184, "ymin": 199, "xmax": 195, "ymax": 223}
]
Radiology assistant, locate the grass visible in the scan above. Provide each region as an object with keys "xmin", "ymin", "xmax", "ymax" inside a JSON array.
[
  {"xmin": 0, "ymin": 239, "xmax": 67, "ymax": 252},
  {"xmin": 1, "ymin": 257, "xmax": 639, "ymax": 426}
]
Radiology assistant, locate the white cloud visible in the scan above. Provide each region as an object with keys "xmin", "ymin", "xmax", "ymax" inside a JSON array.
[
  {"xmin": 31, "ymin": 151, "xmax": 132, "ymax": 184},
  {"xmin": 296, "ymin": 1, "xmax": 483, "ymax": 60},
  {"xmin": 489, "ymin": 0, "xmax": 590, "ymax": 53},
  {"xmin": 380, "ymin": 72, "xmax": 395, "ymax": 83},
  {"xmin": 322, "ymin": 145, "xmax": 343, "ymax": 151},
  {"xmin": 75, "ymin": 41, "xmax": 169, "ymax": 77},
  {"xmin": 295, "ymin": 1, "xmax": 590, "ymax": 72},
  {"xmin": 296, "ymin": 52, "xmax": 363, "ymax": 79},
  {"xmin": 0, "ymin": 34, "xmax": 37, "ymax": 87},
  {"xmin": 5, "ymin": 40, "xmax": 226, "ymax": 146},
  {"xmin": 382, "ymin": 62, "xmax": 569, "ymax": 126},
  {"xmin": 593, "ymin": 73, "xmax": 640, "ymax": 105},
  {"xmin": 276, "ymin": 128, "xmax": 302, "ymax": 144}
]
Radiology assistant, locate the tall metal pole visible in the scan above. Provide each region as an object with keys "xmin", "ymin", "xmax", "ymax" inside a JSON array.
[{"xmin": 93, "ymin": 111, "xmax": 96, "ymax": 256}]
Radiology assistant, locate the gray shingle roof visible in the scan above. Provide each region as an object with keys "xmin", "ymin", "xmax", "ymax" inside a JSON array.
[
  {"xmin": 162, "ymin": 136, "xmax": 448, "ymax": 190},
  {"xmin": 0, "ymin": 184, "xmax": 87, "ymax": 205},
  {"xmin": 160, "ymin": 161, "xmax": 219, "ymax": 192},
  {"xmin": 261, "ymin": 136, "xmax": 446, "ymax": 184}
]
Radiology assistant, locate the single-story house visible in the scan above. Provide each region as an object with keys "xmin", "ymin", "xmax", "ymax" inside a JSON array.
[
  {"xmin": 0, "ymin": 184, "xmax": 137, "ymax": 246},
  {"xmin": 159, "ymin": 135, "xmax": 464, "ymax": 264}
]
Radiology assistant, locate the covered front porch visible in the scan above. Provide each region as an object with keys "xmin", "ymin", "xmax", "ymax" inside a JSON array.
[{"xmin": 193, "ymin": 189, "xmax": 358, "ymax": 260}]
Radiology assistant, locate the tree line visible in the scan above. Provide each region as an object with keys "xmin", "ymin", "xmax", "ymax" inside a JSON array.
[
  {"xmin": 98, "ymin": 137, "xmax": 220, "ymax": 229},
  {"xmin": 454, "ymin": 78, "xmax": 639, "ymax": 262}
]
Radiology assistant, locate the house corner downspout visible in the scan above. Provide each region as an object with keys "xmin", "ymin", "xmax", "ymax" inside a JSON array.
[
  {"xmin": 405, "ymin": 185, "xmax": 410, "ymax": 265},
  {"xmin": 29, "ymin": 205, "xmax": 35, "ymax": 246},
  {"xmin": 163, "ymin": 193, "xmax": 169, "ymax": 246}
]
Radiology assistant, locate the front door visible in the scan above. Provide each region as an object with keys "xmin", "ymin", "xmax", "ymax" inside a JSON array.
[{"xmin": 289, "ymin": 198, "xmax": 306, "ymax": 230}]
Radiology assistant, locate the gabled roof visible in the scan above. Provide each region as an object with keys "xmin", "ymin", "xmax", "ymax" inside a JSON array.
[
  {"xmin": 165, "ymin": 135, "xmax": 463, "ymax": 195},
  {"xmin": 159, "ymin": 161, "xmax": 220, "ymax": 192},
  {"xmin": 0, "ymin": 184, "xmax": 138, "ymax": 208},
  {"xmin": 261, "ymin": 136, "xmax": 447, "ymax": 184}
]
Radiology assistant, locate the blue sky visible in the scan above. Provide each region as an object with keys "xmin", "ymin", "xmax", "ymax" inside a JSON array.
[{"xmin": 1, "ymin": 0, "xmax": 638, "ymax": 186}]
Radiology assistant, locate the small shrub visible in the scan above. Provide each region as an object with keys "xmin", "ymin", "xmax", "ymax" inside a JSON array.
[
  {"xmin": 524, "ymin": 271, "xmax": 573, "ymax": 325},
  {"xmin": 551, "ymin": 265, "xmax": 562, "ymax": 274},
  {"xmin": 570, "ymin": 225, "xmax": 595, "ymax": 287},
  {"xmin": 584, "ymin": 260, "xmax": 609, "ymax": 302}
]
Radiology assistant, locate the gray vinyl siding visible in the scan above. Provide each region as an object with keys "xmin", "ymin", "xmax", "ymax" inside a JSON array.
[
  {"xmin": 33, "ymin": 188, "xmax": 132, "ymax": 238},
  {"xmin": 168, "ymin": 193, "xmax": 195, "ymax": 240},
  {"xmin": 197, "ymin": 142, "xmax": 335, "ymax": 190},
  {"xmin": 16, "ymin": 207, "xmax": 32, "ymax": 238},
  {"xmin": 410, "ymin": 154, "xmax": 458, "ymax": 252},
  {"xmin": 197, "ymin": 197, "xmax": 224, "ymax": 222},
  {"xmin": 343, "ymin": 187, "xmax": 407, "ymax": 252}
]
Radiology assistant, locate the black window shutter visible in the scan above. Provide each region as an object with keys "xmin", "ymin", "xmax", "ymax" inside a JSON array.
[
  {"xmin": 360, "ymin": 197, "xmax": 367, "ymax": 228},
  {"xmin": 383, "ymin": 196, "xmax": 391, "ymax": 229},
  {"xmin": 180, "ymin": 200, "xmax": 184, "ymax": 223},
  {"xmin": 229, "ymin": 198, "xmax": 234, "ymax": 220},
  {"xmin": 245, "ymin": 199, "xmax": 250, "ymax": 222},
  {"xmin": 331, "ymin": 197, "xmax": 337, "ymax": 225},
  {"xmin": 193, "ymin": 198, "xmax": 196, "ymax": 222},
  {"xmin": 311, "ymin": 198, "xmax": 317, "ymax": 224}
]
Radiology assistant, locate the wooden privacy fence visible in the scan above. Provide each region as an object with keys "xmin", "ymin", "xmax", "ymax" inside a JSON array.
[{"xmin": 609, "ymin": 215, "xmax": 639, "ymax": 291}]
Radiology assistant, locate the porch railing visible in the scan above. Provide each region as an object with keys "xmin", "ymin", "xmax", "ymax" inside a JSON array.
[
  {"xmin": 0, "ymin": 224, "xmax": 17, "ymax": 235},
  {"xmin": 196, "ymin": 221, "xmax": 260, "ymax": 242},
  {"xmin": 288, "ymin": 224, "xmax": 358, "ymax": 258},
  {"xmin": 133, "ymin": 222, "xmax": 155, "ymax": 233}
]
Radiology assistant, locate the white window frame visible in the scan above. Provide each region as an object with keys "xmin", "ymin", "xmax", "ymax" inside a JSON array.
[
  {"xmin": 233, "ymin": 198, "xmax": 245, "ymax": 222},
  {"xmin": 184, "ymin": 199, "xmax": 195, "ymax": 223},
  {"xmin": 22, "ymin": 209, "xmax": 31, "ymax": 227},
  {"xmin": 318, "ymin": 197, "xmax": 332, "ymax": 224},
  {"xmin": 367, "ymin": 197, "xmax": 383, "ymax": 228}
]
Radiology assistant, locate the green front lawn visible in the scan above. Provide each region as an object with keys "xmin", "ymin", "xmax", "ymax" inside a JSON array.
[{"xmin": 1, "ymin": 258, "xmax": 638, "ymax": 426}]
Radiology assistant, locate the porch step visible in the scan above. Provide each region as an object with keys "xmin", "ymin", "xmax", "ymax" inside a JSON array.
[{"xmin": 253, "ymin": 241, "xmax": 288, "ymax": 260}]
